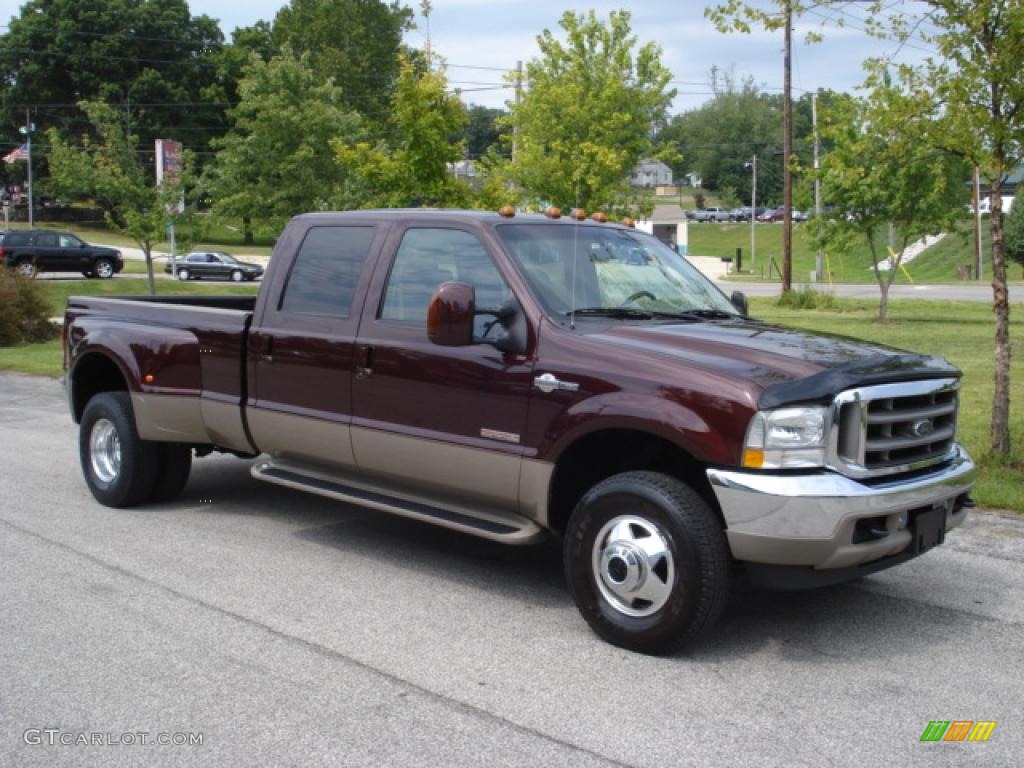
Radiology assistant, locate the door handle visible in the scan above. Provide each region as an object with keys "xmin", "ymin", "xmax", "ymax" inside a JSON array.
[
  {"xmin": 260, "ymin": 335, "xmax": 274, "ymax": 362},
  {"xmin": 356, "ymin": 344, "xmax": 374, "ymax": 378}
]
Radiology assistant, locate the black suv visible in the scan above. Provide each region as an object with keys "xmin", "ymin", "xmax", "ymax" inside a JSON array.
[{"xmin": 1, "ymin": 229, "xmax": 124, "ymax": 279}]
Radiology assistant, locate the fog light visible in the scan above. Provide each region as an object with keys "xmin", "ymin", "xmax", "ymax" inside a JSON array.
[{"xmin": 897, "ymin": 511, "xmax": 909, "ymax": 530}]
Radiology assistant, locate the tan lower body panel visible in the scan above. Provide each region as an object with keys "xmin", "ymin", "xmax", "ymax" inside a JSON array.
[
  {"xmin": 247, "ymin": 406, "xmax": 356, "ymax": 470},
  {"xmin": 132, "ymin": 393, "xmax": 207, "ymax": 444},
  {"xmin": 351, "ymin": 425, "xmax": 522, "ymax": 513},
  {"xmin": 132, "ymin": 392, "xmax": 252, "ymax": 452}
]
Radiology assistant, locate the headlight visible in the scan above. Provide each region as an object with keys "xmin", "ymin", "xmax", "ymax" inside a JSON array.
[{"xmin": 742, "ymin": 406, "xmax": 828, "ymax": 469}]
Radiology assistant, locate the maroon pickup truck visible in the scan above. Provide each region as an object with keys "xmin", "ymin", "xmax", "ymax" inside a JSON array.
[{"xmin": 63, "ymin": 209, "xmax": 976, "ymax": 653}]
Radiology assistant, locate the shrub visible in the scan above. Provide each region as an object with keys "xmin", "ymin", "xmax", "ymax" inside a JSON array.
[
  {"xmin": 0, "ymin": 269, "xmax": 58, "ymax": 346},
  {"xmin": 776, "ymin": 286, "xmax": 838, "ymax": 310}
]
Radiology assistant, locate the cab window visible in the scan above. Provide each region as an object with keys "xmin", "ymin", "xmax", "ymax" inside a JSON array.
[{"xmin": 381, "ymin": 228, "xmax": 509, "ymax": 335}]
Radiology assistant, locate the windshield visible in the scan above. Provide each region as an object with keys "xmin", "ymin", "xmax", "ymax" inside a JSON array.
[{"xmin": 495, "ymin": 223, "xmax": 738, "ymax": 320}]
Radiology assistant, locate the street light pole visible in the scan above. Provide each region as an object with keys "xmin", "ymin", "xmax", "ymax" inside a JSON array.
[
  {"xmin": 746, "ymin": 154, "xmax": 757, "ymax": 268},
  {"xmin": 19, "ymin": 117, "xmax": 35, "ymax": 228},
  {"xmin": 813, "ymin": 92, "xmax": 823, "ymax": 282}
]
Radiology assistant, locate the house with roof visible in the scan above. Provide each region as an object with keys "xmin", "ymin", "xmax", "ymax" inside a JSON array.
[{"xmin": 630, "ymin": 159, "xmax": 673, "ymax": 188}]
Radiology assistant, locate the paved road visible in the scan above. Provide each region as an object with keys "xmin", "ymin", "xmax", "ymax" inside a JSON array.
[{"xmin": 1, "ymin": 373, "xmax": 1021, "ymax": 767}]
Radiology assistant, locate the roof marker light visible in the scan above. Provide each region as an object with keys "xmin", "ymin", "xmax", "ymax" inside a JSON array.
[
  {"xmin": 498, "ymin": 205, "xmax": 516, "ymax": 218},
  {"xmin": 544, "ymin": 206, "xmax": 562, "ymax": 219}
]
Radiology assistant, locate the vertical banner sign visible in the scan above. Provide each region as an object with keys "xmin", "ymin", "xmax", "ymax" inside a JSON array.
[{"xmin": 155, "ymin": 139, "xmax": 184, "ymax": 214}]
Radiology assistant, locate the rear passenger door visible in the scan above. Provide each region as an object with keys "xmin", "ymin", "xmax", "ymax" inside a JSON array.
[
  {"xmin": 247, "ymin": 223, "xmax": 386, "ymax": 469},
  {"xmin": 32, "ymin": 232, "xmax": 60, "ymax": 270}
]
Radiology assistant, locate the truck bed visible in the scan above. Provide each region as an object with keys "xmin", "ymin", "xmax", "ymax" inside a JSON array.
[{"xmin": 64, "ymin": 294, "xmax": 256, "ymax": 453}]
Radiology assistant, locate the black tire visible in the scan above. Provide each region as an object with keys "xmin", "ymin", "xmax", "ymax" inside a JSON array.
[
  {"xmin": 93, "ymin": 257, "xmax": 115, "ymax": 279},
  {"xmin": 564, "ymin": 471, "xmax": 731, "ymax": 655},
  {"xmin": 149, "ymin": 443, "xmax": 192, "ymax": 502},
  {"xmin": 79, "ymin": 392, "xmax": 159, "ymax": 507}
]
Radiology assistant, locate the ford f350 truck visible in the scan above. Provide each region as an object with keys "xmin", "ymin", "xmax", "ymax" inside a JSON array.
[{"xmin": 63, "ymin": 209, "xmax": 976, "ymax": 653}]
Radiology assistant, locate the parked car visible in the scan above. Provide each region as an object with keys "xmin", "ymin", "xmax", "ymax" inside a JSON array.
[
  {"xmin": 691, "ymin": 206, "xmax": 731, "ymax": 223},
  {"xmin": 728, "ymin": 207, "xmax": 753, "ymax": 222},
  {"xmin": 64, "ymin": 208, "xmax": 975, "ymax": 654},
  {"xmin": 1, "ymin": 229, "xmax": 123, "ymax": 279},
  {"xmin": 165, "ymin": 251, "xmax": 264, "ymax": 282},
  {"xmin": 757, "ymin": 207, "xmax": 808, "ymax": 223}
]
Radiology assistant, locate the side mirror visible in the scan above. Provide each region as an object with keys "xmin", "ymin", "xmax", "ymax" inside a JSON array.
[
  {"xmin": 730, "ymin": 290, "xmax": 749, "ymax": 317},
  {"xmin": 428, "ymin": 281, "xmax": 476, "ymax": 347}
]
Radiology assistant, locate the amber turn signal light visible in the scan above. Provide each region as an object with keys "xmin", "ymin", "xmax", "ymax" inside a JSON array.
[
  {"xmin": 544, "ymin": 206, "xmax": 561, "ymax": 219},
  {"xmin": 498, "ymin": 205, "xmax": 516, "ymax": 218},
  {"xmin": 569, "ymin": 208, "xmax": 586, "ymax": 221},
  {"xmin": 621, "ymin": 217, "xmax": 636, "ymax": 228},
  {"xmin": 741, "ymin": 449, "xmax": 765, "ymax": 469},
  {"xmin": 591, "ymin": 211, "xmax": 608, "ymax": 223}
]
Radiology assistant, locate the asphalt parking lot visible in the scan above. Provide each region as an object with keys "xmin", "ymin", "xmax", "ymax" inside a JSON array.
[{"xmin": 1, "ymin": 372, "xmax": 1021, "ymax": 767}]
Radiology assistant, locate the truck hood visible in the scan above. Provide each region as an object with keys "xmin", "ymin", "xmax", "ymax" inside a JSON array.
[{"xmin": 592, "ymin": 319, "xmax": 959, "ymax": 408}]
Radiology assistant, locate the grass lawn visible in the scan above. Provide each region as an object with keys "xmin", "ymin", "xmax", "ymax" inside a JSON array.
[
  {"xmin": 35, "ymin": 277, "xmax": 260, "ymax": 317},
  {"xmin": 1, "ymin": 286, "xmax": 1020, "ymax": 511},
  {"xmin": 692, "ymin": 219, "xmax": 1024, "ymax": 285},
  {"xmin": 750, "ymin": 296, "xmax": 1024, "ymax": 512},
  {"xmin": 5, "ymin": 217, "xmax": 278, "ymax": 257}
]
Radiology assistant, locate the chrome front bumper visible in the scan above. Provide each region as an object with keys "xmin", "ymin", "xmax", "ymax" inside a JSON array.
[{"xmin": 706, "ymin": 444, "xmax": 976, "ymax": 570}]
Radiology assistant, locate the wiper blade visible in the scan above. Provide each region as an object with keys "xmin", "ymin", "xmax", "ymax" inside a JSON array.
[
  {"xmin": 565, "ymin": 307, "xmax": 655, "ymax": 319},
  {"xmin": 669, "ymin": 309, "xmax": 737, "ymax": 320}
]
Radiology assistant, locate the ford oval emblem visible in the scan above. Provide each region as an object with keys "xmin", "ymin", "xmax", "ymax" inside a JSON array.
[{"xmin": 911, "ymin": 419, "xmax": 935, "ymax": 437}]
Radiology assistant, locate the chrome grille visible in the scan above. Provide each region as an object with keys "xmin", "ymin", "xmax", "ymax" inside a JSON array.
[{"xmin": 829, "ymin": 378, "xmax": 960, "ymax": 479}]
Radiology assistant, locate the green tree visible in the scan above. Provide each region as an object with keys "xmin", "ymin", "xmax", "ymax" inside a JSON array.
[
  {"xmin": 202, "ymin": 54, "xmax": 363, "ymax": 242},
  {"xmin": 463, "ymin": 105, "xmax": 507, "ymax": 160},
  {"xmin": 503, "ymin": 10, "xmax": 674, "ymax": 215},
  {"xmin": 1006, "ymin": 202, "xmax": 1024, "ymax": 279},
  {"xmin": 655, "ymin": 71, "xmax": 784, "ymax": 206},
  {"xmin": 876, "ymin": 0, "xmax": 1023, "ymax": 454},
  {"xmin": 46, "ymin": 101, "xmax": 191, "ymax": 294},
  {"xmin": 0, "ymin": 0, "xmax": 224, "ymax": 152},
  {"xmin": 334, "ymin": 57, "xmax": 467, "ymax": 208},
  {"xmin": 271, "ymin": 0, "xmax": 413, "ymax": 119},
  {"xmin": 817, "ymin": 88, "xmax": 966, "ymax": 320}
]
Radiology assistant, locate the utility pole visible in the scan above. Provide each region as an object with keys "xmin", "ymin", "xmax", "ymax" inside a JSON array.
[
  {"xmin": 782, "ymin": 1, "xmax": 793, "ymax": 293},
  {"xmin": 19, "ymin": 109, "xmax": 35, "ymax": 228},
  {"xmin": 512, "ymin": 60, "xmax": 523, "ymax": 163},
  {"xmin": 813, "ymin": 92, "xmax": 823, "ymax": 282}
]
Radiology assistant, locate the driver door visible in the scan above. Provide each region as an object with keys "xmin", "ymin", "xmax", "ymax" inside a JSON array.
[{"xmin": 350, "ymin": 225, "xmax": 535, "ymax": 511}]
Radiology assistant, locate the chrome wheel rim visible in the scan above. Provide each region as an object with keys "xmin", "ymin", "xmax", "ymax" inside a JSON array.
[
  {"xmin": 16, "ymin": 262, "xmax": 35, "ymax": 277},
  {"xmin": 95, "ymin": 260, "xmax": 113, "ymax": 278},
  {"xmin": 592, "ymin": 515, "xmax": 675, "ymax": 617},
  {"xmin": 231, "ymin": 270, "xmax": 242, "ymax": 282},
  {"xmin": 89, "ymin": 418, "xmax": 122, "ymax": 484},
  {"xmin": 178, "ymin": 270, "xmax": 188, "ymax": 281}
]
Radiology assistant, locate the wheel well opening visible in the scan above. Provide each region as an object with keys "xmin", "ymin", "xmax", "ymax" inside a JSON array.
[
  {"xmin": 72, "ymin": 353, "xmax": 128, "ymax": 423},
  {"xmin": 547, "ymin": 429, "xmax": 718, "ymax": 534}
]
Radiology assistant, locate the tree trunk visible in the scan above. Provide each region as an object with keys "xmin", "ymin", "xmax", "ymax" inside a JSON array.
[
  {"xmin": 243, "ymin": 216, "xmax": 254, "ymax": 246},
  {"xmin": 143, "ymin": 245, "xmax": 156, "ymax": 296},
  {"xmin": 989, "ymin": 183, "xmax": 1011, "ymax": 454}
]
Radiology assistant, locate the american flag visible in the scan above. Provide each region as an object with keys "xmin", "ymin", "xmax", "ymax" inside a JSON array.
[{"xmin": 3, "ymin": 144, "xmax": 28, "ymax": 164}]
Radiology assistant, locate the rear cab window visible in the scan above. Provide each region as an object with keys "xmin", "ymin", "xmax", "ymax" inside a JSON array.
[{"xmin": 279, "ymin": 226, "xmax": 377, "ymax": 318}]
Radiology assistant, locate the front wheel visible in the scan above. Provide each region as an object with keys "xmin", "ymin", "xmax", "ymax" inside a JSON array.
[
  {"xmin": 564, "ymin": 471, "xmax": 731, "ymax": 654},
  {"xmin": 93, "ymin": 257, "xmax": 115, "ymax": 279},
  {"xmin": 79, "ymin": 392, "xmax": 159, "ymax": 507},
  {"xmin": 230, "ymin": 269, "xmax": 243, "ymax": 282}
]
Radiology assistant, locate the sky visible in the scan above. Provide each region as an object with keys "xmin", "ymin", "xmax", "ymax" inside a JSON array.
[{"xmin": 0, "ymin": 0, "xmax": 939, "ymax": 113}]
